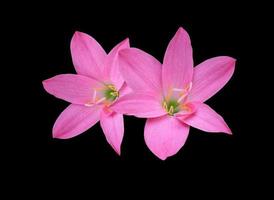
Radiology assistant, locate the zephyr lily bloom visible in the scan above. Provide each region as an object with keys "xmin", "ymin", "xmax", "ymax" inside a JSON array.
[
  {"xmin": 112, "ymin": 27, "xmax": 236, "ymax": 160},
  {"xmin": 42, "ymin": 31, "xmax": 131, "ymax": 155}
]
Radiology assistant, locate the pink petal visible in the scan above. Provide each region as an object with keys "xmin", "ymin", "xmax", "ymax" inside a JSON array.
[
  {"xmin": 102, "ymin": 38, "xmax": 130, "ymax": 90},
  {"xmin": 118, "ymin": 83, "xmax": 133, "ymax": 98},
  {"xmin": 53, "ymin": 104, "xmax": 101, "ymax": 139},
  {"xmin": 188, "ymin": 56, "xmax": 236, "ymax": 102},
  {"xmin": 111, "ymin": 93, "xmax": 166, "ymax": 118},
  {"xmin": 144, "ymin": 116, "xmax": 190, "ymax": 160},
  {"xmin": 100, "ymin": 109, "xmax": 124, "ymax": 155},
  {"xmin": 181, "ymin": 103, "xmax": 232, "ymax": 134},
  {"xmin": 174, "ymin": 102, "xmax": 198, "ymax": 117},
  {"xmin": 42, "ymin": 74, "xmax": 103, "ymax": 105},
  {"xmin": 162, "ymin": 27, "xmax": 193, "ymax": 96},
  {"xmin": 70, "ymin": 31, "xmax": 107, "ymax": 80},
  {"xmin": 118, "ymin": 48, "xmax": 162, "ymax": 94}
]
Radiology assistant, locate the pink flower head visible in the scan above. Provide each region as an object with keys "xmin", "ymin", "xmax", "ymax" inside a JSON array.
[
  {"xmin": 112, "ymin": 27, "xmax": 236, "ymax": 160},
  {"xmin": 43, "ymin": 31, "xmax": 131, "ymax": 155}
]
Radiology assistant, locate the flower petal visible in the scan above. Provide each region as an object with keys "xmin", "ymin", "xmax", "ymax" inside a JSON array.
[
  {"xmin": 111, "ymin": 93, "xmax": 166, "ymax": 118},
  {"xmin": 174, "ymin": 102, "xmax": 198, "ymax": 117},
  {"xmin": 100, "ymin": 109, "xmax": 124, "ymax": 155},
  {"xmin": 118, "ymin": 48, "xmax": 162, "ymax": 94},
  {"xmin": 144, "ymin": 116, "xmax": 190, "ymax": 160},
  {"xmin": 188, "ymin": 56, "xmax": 236, "ymax": 102},
  {"xmin": 102, "ymin": 38, "xmax": 130, "ymax": 90},
  {"xmin": 53, "ymin": 104, "xmax": 101, "ymax": 139},
  {"xmin": 70, "ymin": 31, "xmax": 107, "ymax": 79},
  {"xmin": 42, "ymin": 74, "xmax": 103, "ymax": 105},
  {"xmin": 162, "ymin": 27, "xmax": 193, "ymax": 96},
  {"xmin": 118, "ymin": 83, "xmax": 133, "ymax": 98},
  {"xmin": 181, "ymin": 103, "xmax": 232, "ymax": 134}
]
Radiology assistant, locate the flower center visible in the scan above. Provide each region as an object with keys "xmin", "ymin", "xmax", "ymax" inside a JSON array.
[
  {"xmin": 84, "ymin": 84, "xmax": 119, "ymax": 107},
  {"xmin": 163, "ymin": 99, "xmax": 180, "ymax": 115},
  {"xmin": 163, "ymin": 82, "xmax": 193, "ymax": 115},
  {"xmin": 104, "ymin": 84, "xmax": 119, "ymax": 101}
]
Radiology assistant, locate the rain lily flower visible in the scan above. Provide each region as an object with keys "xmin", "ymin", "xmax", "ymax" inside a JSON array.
[
  {"xmin": 112, "ymin": 27, "xmax": 236, "ymax": 160},
  {"xmin": 43, "ymin": 31, "xmax": 130, "ymax": 155}
]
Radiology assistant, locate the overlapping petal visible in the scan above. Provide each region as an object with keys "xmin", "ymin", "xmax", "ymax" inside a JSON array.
[
  {"xmin": 181, "ymin": 103, "xmax": 232, "ymax": 134},
  {"xmin": 42, "ymin": 74, "xmax": 104, "ymax": 105},
  {"xmin": 119, "ymin": 48, "xmax": 162, "ymax": 94},
  {"xmin": 53, "ymin": 104, "xmax": 101, "ymax": 139},
  {"xmin": 144, "ymin": 115, "xmax": 190, "ymax": 160},
  {"xmin": 111, "ymin": 93, "xmax": 165, "ymax": 118},
  {"xmin": 70, "ymin": 31, "xmax": 107, "ymax": 79},
  {"xmin": 102, "ymin": 38, "xmax": 129, "ymax": 90},
  {"xmin": 100, "ymin": 109, "xmax": 124, "ymax": 155},
  {"xmin": 188, "ymin": 56, "xmax": 236, "ymax": 102},
  {"xmin": 162, "ymin": 27, "xmax": 193, "ymax": 96},
  {"xmin": 118, "ymin": 83, "xmax": 133, "ymax": 98}
]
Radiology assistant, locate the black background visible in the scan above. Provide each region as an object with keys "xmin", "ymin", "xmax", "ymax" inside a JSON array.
[{"xmin": 4, "ymin": 1, "xmax": 271, "ymax": 194}]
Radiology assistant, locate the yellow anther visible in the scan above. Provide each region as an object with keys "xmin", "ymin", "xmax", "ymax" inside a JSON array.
[
  {"xmin": 163, "ymin": 101, "xmax": 168, "ymax": 111},
  {"xmin": 107, "ymin": 84, "xmax": 116, "ymax": 91},
  {"xmin": 168, "ymin": 106, "xmax": 174, "ymax": 115}
]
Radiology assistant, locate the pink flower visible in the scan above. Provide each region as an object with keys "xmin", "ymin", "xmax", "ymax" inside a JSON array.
[
  {"xmin": 43, "ymin": 31, "xmax": 131, "ymax": 155},
  {"xmin": 112, "ymin": 27, "xmax": 236, "ymax": 160}
]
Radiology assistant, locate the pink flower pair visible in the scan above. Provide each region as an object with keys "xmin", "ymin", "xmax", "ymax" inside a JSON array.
[{"xmin": 43, "ymin": 27, "xmax": 236, "ymax": 160}]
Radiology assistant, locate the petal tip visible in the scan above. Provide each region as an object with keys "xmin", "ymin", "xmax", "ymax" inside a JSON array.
[
  {"xmin": 72, "ymin": 31, "xmax": 80, "ymax": 39},
  {"xmin": 158, "ymin": 155, "xmax": 168, "ymax": 160},
  {"xmin": 52, "ymin": 127, "xmax": 63, "ymax": 139},
  {"xmin": 231, "ymin": 57, "xmax": 237, "ymax": 63},
  {"xmin": 123, "ymin": 37, "xmax": 130, "ymax": 46},
  {"xmin": 52, "ymin": 131, "xmax": 61, "ymax": 139},
  {"xmin": 178, "ymin": 26, "xmax": 187, "ymax": 33},
  {"xmin": 52, "ymin": 131, "xmax": 69, "ymax": 139},
  {"xmin": 152, "ymin": 150, "xmax": 169, "ymax": 160},
  {"xmin": 116, "ymin": 149, "xmax": 121, "ymax": 156},
  {"xmin": 71, "ymin": 31, "xmax": 86, "ymax": 44},
  {"xmin": 176, "ymin": 26, "xmax": 190, "ymax": 39},
  {"xmin": 42, "ymin": 79, "xmax": 50, "ymax": 92},
  {"xmin": 52, "ymin": 126, "xmax": 69, "ymax": 139},
  {"xmin": 226, "ymin": 128, "xmax": 233, "ymax": 135},
  {"xmin": 73, "ymin": 31, "xmax": 82, "ymax": 36},
  {"xmin": 222, "ymin": 123, "xmax": 232, "ymax": 135},
  {"xmin": 117, "ymin": 38, "xmax": 130, "ymax": 50},
  {"xmin": 110, "ymin": 144, "xmax": 121, "ymax": 156},
  {"xmin": 219, "ymin": 56, "xmax": 237, "ymax": 64},
  {"xmin": 42, "ymin": 79, "xmax": 47, "ymax": 87}
]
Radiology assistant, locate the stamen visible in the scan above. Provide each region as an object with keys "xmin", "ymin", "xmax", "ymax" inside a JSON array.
[
  {"xmin": 176, "ymin": 82, "xmax": 193, "ymax": 103},
  {"xmin": 172, "ymin": 88, "xmax": 184, "ymax": 92},
  {"xmin": 85, "ymin": 102, "xmax": 94, "ymax": 107},
  {"xmin": 168, "ymin": 106, "xmax": 174, "ymax": 115},
  {"xmin": 96, "ymin": 97, "xmax": 106, "ymax": 104},
  {"xmin": 163, "ymin": 101, "xmax": 168, "ymax": 111},
  {"xmin": 177, "ymin": 93, "xmax": 187, "ymax": 103},
  {"xmin": 107, "ymin": 84, "xmax": 116, "ymax": 91},
  {"xmin": 92, "ymin": 90, "xmax": 97, "ymax": 102},
  {"xmin": 186, "ymin": 82, "xmax": 192, "ymax": 91}
]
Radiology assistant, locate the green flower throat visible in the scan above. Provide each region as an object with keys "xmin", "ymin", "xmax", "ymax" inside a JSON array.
[
  {"xmin": 104, "ymin": 84, "xmax": 119, "ymax": 101},
  {"xmin": 163, "ymin": 99, "xmax": 180, "ymax": 115}
]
